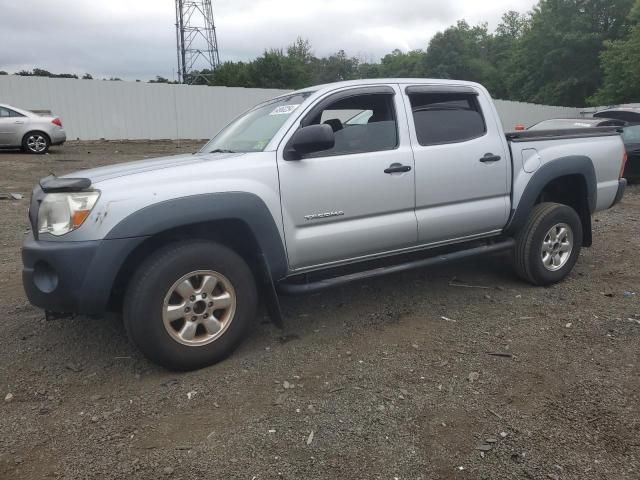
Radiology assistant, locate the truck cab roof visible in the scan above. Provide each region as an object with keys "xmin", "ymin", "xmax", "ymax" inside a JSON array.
[{"xmin": 285, "ymin": 78, "xmax": 485, "ymax": 96}]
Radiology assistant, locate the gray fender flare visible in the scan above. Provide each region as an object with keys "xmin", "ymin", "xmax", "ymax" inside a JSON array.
[
  {"xmin": 105, "ymin": 192, "xmax": 288, "ymax": 279},
  {"xmin": 506, "ymin": 155, "xmax": 597, "ymax": 236}
]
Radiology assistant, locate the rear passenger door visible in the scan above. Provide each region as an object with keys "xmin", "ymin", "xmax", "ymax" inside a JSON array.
[
  {"xmin": 278, "ymin": 85, "xmax": 417, "ymax": 270},
  {"xmin": 403, "ymin": 85, "xmax": 510, "ymax": 245},
  {"xmin": 0, "ymin": 107, "xmax": 25, "ymax": 146}
]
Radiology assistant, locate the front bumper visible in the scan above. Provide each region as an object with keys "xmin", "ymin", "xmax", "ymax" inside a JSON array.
[
  {"xmin": 22, "ymin": 234, "xmax": 146, "ymax": 315},
  {"xmin": 610, "ymin": 178, "xmax": 627, "ymax": 208}
]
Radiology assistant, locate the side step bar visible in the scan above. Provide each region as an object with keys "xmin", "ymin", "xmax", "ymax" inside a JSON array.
[{"xmin": 278, "ymin": 239, "xmax": 515, "ymax": 295}]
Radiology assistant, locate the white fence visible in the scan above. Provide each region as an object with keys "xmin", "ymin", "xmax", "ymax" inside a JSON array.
[
  {"xmin": 0, "ymin": 75, "xmax": 588, "ymax": 140},
  {"xmin": 0, "ymin": 76, "xmax": 290, "ymax": 140},
  {"xmin": 494, "ymin": 99, "xmax": 583, "ymax": 131}
]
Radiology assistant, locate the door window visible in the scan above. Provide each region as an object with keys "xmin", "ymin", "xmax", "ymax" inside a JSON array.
[
  {"xmin": 0, "ymin": 107, "xmax": 24, "ymax": 118},
  {"xmin": 408, "ymin": 92, "xmax": 486, "ymax": 146},
  {"xmin": 302, "ymin": 93, "xmax": 398, "ymax": 157}
]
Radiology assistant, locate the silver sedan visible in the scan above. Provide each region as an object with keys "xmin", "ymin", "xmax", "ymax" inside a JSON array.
[{"xmin": 0, "ymin": 103, "xmax": 66, "ymax": 154}]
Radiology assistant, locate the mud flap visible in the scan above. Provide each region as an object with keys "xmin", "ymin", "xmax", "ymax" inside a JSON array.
[{"xmin": 258, "ymin": 253, "xmax": 284, "ymax": 329}]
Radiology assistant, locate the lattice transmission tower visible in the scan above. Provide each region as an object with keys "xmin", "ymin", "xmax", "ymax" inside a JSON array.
[{"xmin": 175, "ymin": 0, "xmax": 220, "ymax": 84}]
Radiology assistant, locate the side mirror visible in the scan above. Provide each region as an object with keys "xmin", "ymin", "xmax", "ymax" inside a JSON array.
[{"xmin": 285, "ymin": 124, "xmax": 335, "ymax": 160}]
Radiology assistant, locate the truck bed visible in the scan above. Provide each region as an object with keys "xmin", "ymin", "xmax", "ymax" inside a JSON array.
[
  {"xmin": 506, "ymin": 126, "xmax": 625, "ymax": 213},
  {"xmin": 506, "ymin": 126, "xmax": 622, "ymax": 143}
]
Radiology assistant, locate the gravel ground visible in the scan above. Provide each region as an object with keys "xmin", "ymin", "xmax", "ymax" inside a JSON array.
[{"xmin": 0, "ymin": 141, "xmax": 639, "ymax": 480}]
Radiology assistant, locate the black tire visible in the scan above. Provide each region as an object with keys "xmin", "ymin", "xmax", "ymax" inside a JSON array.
[
  {"xmin": 513, "ymin": 202, "xmax": 583, "ymax": 286},
  {"xmin": 22, "ymin": 131, "xmax": 50, "ymax": 154},
  {"xmin": 123, "ymin": 240, "xmax": 257, "ymax": 371}
]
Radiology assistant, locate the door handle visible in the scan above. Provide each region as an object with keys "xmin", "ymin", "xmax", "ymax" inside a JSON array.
[
  {"xmin": 384, "ymin": 163, "xmax": 412, "ymax": 174},
  {"xmin": 480, "ymin": 153, "xmax": 501, "ymax": 163},
  {"xmin": 14, "ymin": 121, "xmax": 24, "ymax": 124}
]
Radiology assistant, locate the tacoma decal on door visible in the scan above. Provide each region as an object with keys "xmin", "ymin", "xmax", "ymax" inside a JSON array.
[{"xmin": 304, "ymin": 211, "xmax": 345, "ymax": 221}]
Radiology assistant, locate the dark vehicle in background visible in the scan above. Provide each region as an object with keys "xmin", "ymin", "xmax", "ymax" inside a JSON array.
[
  {"xmin": 620, "ymin": 124, "xmax": 640, "ymax": 182},
  {"xmin": 594, "ymin": 105, "xmax": 640, "ymax": 124},
  {"xmin": 528, "ymin": 118, "xmax": 627, "ymax": 130},
  {"xmin": 592, "ymin": 106, "xmax": 640, "ymax": 182}
]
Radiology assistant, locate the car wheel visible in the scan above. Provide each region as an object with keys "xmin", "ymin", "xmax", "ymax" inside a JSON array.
[
  {"xmin": 123, "ymin": 240, "xmax": 257, "ymax": 371},
  {"xmin": 22, "ymin": 132, "xmax": 50, "ymax": 154},
  {"xmin": 514, "ymin": 202, "xmax": 583, "ymax": 286}
]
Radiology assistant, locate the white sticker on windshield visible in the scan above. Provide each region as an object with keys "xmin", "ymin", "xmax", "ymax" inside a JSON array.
[{"xmin": 270, "ymin": 104, "xmax": 300, "ymax": 115}]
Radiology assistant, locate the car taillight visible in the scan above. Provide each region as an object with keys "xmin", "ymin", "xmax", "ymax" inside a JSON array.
[
  {"xmin": 514, "ymin": 123, "xmax": 525, "ymax": 131},
  {"xmin": 51, "ymin": 118, "xmax": 62, "ymax": 127},
  {"xmin": 620, "ymin": 151, "xmax": 628, "ymax": 179}
]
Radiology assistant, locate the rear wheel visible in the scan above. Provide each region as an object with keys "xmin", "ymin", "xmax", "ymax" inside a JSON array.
[
  {"xmin": 123, "ymin": 240, "xmax": 257, "ymax": 370},
  {"xmin": 514, "ymin": 202, "xmax": 583, "ymax": 286},
  {"xmin": 22, "ymin": 132, "xmax": 50, "ymax": 154}
]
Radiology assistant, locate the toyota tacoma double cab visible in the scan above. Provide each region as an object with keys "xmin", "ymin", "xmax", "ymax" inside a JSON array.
[{"xmin": 22, "ymin": 79, "xmax": 628, "ymax": 370}]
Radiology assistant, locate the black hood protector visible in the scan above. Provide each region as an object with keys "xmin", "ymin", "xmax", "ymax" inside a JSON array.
[{"xmin": 40, "ymin": 175, "xmax": 92, "ymax": 193}]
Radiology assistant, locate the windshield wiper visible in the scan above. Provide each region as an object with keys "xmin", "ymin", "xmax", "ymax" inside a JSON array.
[{"xmin": 209, "ymin": 148, "xmax": 238, "ymax": 154}]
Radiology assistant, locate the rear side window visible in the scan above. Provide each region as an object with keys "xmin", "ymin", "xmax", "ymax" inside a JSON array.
[
  {"xmin": 408, "ymin": 92, "xmax": 486, "ymax": 146},
  {"xmin": 0, "ymin": 107, "xmax": 24, "ymax": 118}
]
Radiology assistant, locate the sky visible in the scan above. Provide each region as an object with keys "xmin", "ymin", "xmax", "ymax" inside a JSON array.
[{"xmin": 0, "ymin": 0, "xmax": 538, "ymax": 81}]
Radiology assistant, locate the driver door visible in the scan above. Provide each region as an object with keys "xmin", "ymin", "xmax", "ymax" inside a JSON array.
[{"xmin": 277, "ymin": 85, "xmax": 417, "ymax": 271}]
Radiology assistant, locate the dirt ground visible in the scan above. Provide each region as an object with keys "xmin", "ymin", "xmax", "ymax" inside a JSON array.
[{"xmin": 0, "ymin": 141, "xmax": 638, "ymax": 480}]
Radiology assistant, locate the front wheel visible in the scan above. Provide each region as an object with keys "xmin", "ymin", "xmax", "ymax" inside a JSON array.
[
  {"xmin": 513, "ymin": 202, "xmax": 583, "ymax": 286},
  {"xmin": 124, "ymin": 240, "xmax": 257, "ymax": 370}
]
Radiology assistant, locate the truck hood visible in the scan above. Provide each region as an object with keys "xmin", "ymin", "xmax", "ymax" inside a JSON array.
[{"xmin": 64, "ymin": 151, "xmax": 243, "ymax": 184}]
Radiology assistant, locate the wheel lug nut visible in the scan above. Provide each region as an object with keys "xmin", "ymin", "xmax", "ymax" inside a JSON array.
[
  {"xmin": 190, "ymin": 295, "xmax": 196, "ymax": 301},
  {"xmin": 202, "ymin": 293, "xmax": 207, "ymax": 298},
  {"xmin": 184, "ymin": 307, "xmax": 190, "ymax": 312},
  {"xmin": 208, "ymin": 302, "xmax": 214, "ymax": 307},
  {"xmin": 191, "ymin": 316, "xmax": 197, "ymax": 321}
]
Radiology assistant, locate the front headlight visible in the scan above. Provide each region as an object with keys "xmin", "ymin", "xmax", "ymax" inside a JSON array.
[{"xmin": 38, "ymin": 191, "xmax": 100, "ymax": 236}]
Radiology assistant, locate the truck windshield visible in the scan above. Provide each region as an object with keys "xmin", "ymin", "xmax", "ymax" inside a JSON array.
[{"xmin": 201, "ymin": 92, "xmax": 313, "ymax": 153}]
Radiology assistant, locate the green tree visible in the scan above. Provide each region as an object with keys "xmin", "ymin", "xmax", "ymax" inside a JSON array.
[
  {"xmin": 32, "ymin": 68, "xmax": 52, "ymax": 76},
  {"xmin": 248, "ymin": 49, "xmax": 295, "ymax": 88},
  {"xmin": 208, "ymin": 62, "xmax": 252, "ymax": 87},
  {"xmin": 148, "ymin": 75, "xmax": 172, "ymax": 84},
  {"xmin": 377, "ymin": 49, "xmax": 427, "ymax": 77},
  {"xmin": 491, "ymin": 11, "xmax": 531, "ymax": 98},
  {"xmin": 591, "ymin": 0, "xmax": 640, "ymax": 104},
  {"xmin": 285, "ymin": 37, "xmax": 315, "ymax": 88},
  {"xmin": 312, "ymin": 50, "xmax": 359, "ymax": 84},
  {"xmin": 356, "ymin": 62, "xmax": 382, "ymax": 79},
  {"xmin": 508, "ymin": 0, "xmax": 634, "ymax": 106},
  {"xmin": 496, "ymin": 10, "xmax": 530, "ymax": 39},
  {"xmin": 424, "ymin": 20, "xmax": 502, "ymax": 95}
]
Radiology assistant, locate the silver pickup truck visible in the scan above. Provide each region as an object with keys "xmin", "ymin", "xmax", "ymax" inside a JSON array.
[{"xmin": 22, "ymin": 79, "xmax": 628, "ymax": 370}]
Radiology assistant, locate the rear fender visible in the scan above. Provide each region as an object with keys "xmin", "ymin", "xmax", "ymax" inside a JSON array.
[{"xmin": 506, "ymin": 155, "xmax": 596, "ymax": 242}]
